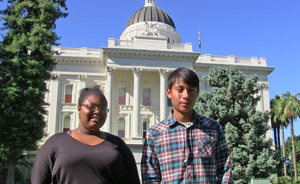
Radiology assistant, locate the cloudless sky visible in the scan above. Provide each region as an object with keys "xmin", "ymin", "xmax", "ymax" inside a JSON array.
[{"xmin": 1, "ymin": 0, "xmax": 299, "ymax": 142}]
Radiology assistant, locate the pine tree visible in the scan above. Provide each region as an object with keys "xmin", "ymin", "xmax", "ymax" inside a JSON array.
[
  {"xmin": 0, "ymin": 1, "xmax": 67, "ymax": 183},
  {"xmin": 195, "ymin": 66, "xmax": 278, "ymax": 184}
]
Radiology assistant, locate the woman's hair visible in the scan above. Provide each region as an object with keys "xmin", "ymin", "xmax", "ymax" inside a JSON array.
[
  {"xmin": 78, "ymin": 86, "xmax": 107, "ymax": 106},
  {"xmin": 167, "ymin": 67, "xmax": 199, "ymax": 94}
]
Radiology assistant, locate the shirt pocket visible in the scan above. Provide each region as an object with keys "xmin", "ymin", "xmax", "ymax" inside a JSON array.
[{"xmin": 198, "ymin": 138, "xmax": 217, "ymax": 161}]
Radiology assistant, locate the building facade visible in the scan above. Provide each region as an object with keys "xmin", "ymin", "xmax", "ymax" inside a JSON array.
[{"xmin": 44, "ymin": 0, "xmax": 274, "ymax": 175}]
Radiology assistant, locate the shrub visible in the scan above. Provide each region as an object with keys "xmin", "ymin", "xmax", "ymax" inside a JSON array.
[{"xmin": 274, "ymin": 176, "xmax": 290, "ymax": 184}]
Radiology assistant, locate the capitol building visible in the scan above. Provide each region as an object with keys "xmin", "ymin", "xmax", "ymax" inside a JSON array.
[{"xmin": 44, "ymin": 0, "xmax": 274, "ymax": 174}]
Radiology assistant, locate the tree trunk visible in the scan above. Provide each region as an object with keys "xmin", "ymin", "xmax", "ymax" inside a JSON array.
[
  {"xmin": 6, "ymin": 151, "xmax": 18, "ymax": 184},
  {"xmin": 277, "ymin": 127, "xmax": 281, "ymax": 153},
  {"xmin": 1, "ymin": 149, "xmax": 7, "ymax": 184},
  {"xmin": 290, "ymin": 118, "xmax": 298, "ymax": 182},
  {"xmin": 281, "ymin": 122, "xmax": 287, "ymax": 176},
  {"xmin": 273, "ymin": 126, "xmax": 278, "ymax": 149}
]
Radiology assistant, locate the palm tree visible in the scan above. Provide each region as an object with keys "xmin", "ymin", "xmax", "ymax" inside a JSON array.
[
  {"xmin": 270, "ymin": 99, "xmax": 281, "ymax": 150},
  {"xmin": 272, "ymin": 95, "xmax": 289, "ymax": 176},
  {"xmin": 279, "ymin": 92, "xmax": 300, "ymax": 182}
]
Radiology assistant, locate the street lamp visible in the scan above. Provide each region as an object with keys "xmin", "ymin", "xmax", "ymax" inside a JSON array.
[{"xmin": 287, "ymin": 154, "xmax": 293, "ymax": 184}]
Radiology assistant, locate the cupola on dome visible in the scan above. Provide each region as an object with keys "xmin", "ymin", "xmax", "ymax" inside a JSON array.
[
  {"xmin": 126, "ymin": 0, "xmax": 176, "ymax": 29},
  {"xmin": 120, "ymin": 0, "xmax": 181, "ymax": 43}
]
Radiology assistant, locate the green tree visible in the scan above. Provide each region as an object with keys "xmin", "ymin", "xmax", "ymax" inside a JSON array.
[
  {"xmin": 0, "ymin": 1, "xmax": 67, "ymax": 183},
  {"xmin": 286, "ymin": 135, "xmax": 300, "ymax": 165},
  {"xmin": 195, "ymin": 66, "xmax": 277, "ymax": 184},
  {"xmin": 278, "ymin": 92, "xmax": 300, "ymax": 182},
  {"xmin": 271, "ymin": 95, "xmax": 290, "ymax": 176},
  {"xmin": 286, "ymin": 135, "xmax": 300, "ymax": 177}
]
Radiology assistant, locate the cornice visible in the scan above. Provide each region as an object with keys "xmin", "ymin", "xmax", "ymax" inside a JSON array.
[
  {"xmin": 194, "ymin": 64, "xmax": 275, "ymax": 74},
  {"xmin": 51, "ymin": 71, "xmax": 106, "ymax": 77},
  {"xmin": 101, "ymin": 47, "xmax": 200, "ymax": 60},
  {"xmin": 54, "ymin": 58, "xmax": 103, "ymax": 64}
]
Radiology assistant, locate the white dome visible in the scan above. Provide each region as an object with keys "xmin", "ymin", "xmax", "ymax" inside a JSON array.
[{"xmin": 120, "ymin": 0, "xmax": 181, "ymax": 43}]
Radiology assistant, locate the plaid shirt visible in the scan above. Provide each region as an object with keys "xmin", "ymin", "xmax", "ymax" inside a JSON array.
[{"xmin": 141, "ymin": 110, "xmax": 233, "ymax": 184}]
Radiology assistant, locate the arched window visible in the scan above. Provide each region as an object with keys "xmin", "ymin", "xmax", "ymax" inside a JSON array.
[
  {"xmin": 118, "ymin": 118, "xmax": 125, "ymax": 138},
  {"xmin": 143, "ymin": 119, "xmax": 150, "ymax": 138},
  {"xmin": 63, "ymin": 116, "xmax": 70, "ymax": 132}
]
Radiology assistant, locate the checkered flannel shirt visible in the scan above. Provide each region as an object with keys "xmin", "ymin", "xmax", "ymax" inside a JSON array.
[{"xmin": 141, "ymin": 110, "xmax": 233, "ymax": 184}]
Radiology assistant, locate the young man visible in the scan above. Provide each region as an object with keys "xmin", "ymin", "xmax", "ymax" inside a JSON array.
[{"xmin": 141, "ymin": 67, "xmax": 233, "ymax": 183}]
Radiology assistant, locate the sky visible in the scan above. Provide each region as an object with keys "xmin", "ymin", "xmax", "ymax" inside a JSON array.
[{"xmin": 1, "ymin": 0, "xmax": 299, "ymax": 142}]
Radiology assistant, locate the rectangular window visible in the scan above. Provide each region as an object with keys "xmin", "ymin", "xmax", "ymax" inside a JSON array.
[
  {"xmin": 143, "ymin": 120, "xmax": 150, "ymax": 138},
  {"xmin": 63, "ymin": 116, "xmax": 70, "ymax": 132},
  {"xmin": 118, "ymin": 118, "xmax": 125, "ymax": 138},
  {"xmin": 143, "ymin": 89, "xmax": 150, "ymax": 106},
  {"xmin": 65, "ymin": 85, "xmax": 72, "ymax": 103},
  {"xmin": 118, "ymin": 88, "xmax": 126, "ymax": 105}
]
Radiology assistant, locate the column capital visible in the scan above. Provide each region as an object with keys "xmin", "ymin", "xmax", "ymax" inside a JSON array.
[
  {"xmin": 132, "ymin": 67, "xmax": 142, "ymax": 77},
  {"xmin": 257, "ymin": 82, "xmax": 270, "ymax": 90},
  {"xmin": 51, "ymin": 73, "xmax": 60, "ymax": 80},
  {"xmin": 78, "ymin": 74, "xmax": 87, "ymax": 81},
  {"xmin": 88, "ymin": 80, "xmax": 106, "ymax": 91},
  {"xmin": 106, "ymin": 66, "xmax": 116, "ymax": 75},
  {"xmin": 159, "ymin": 68, "xmax": 169, "ymax": 78}
]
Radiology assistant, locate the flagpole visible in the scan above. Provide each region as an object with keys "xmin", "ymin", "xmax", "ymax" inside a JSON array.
[{"xmin": 198, "ymin": 26, "xmax": 201, "ymax": 53}]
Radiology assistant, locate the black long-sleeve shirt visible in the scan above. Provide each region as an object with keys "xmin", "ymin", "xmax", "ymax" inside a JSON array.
[{"xmin": 32, "ymin": 132, "xmax": 140, "ymax": 184}]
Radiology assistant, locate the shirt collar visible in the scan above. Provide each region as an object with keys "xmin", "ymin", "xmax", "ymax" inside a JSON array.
[{"xmin": 166, "ymin": 110, "xmax": 203, "ymax": 126}]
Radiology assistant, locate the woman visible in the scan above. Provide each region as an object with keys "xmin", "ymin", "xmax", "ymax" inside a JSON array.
[{"xmin": 32, "ymin": 86, "xmax": 140, "ymax": 184}]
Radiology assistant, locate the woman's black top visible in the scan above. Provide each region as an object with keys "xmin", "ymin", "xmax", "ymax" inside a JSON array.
[{"xmin": 32, "ymin": 132, "xmax": 140, "ymax": 184}]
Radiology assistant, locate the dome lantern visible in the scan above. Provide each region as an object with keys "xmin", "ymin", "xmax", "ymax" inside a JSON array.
[{"xmin": 145, "ymin": 0, "xmax": 156, "ymax": 7}]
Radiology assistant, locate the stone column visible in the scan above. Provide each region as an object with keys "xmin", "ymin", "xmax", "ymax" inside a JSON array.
[
  {"xmin": 199, "ymin": 74, "xmax": 207, "ymax": 91},
  {"xmin": 261, "ymin": 82, "xmax": 272, "ymax": 140},
  {"xmin": 261, "ymin": 83, "xmax": 270, "ymax": 111},
  {"xmin": 132, "ymin": 67, "xmax": 142, "ymax": 137},
  {"xmin": 199, "ymin": 80, "xmax": 206, "ymax": 91},
  {"xmin": 48, "ymin": 73, "xmax": 60, "ymax": 137},
  {"xmin": 78, "ymin": 75, "xmax": 87, "ymax": 91},
  {"xmin": 77, "ymin": 75, "xmax": 87, "ymax": 128},
  {"xmin": 257, "ymin": 82, "xmax": 270, "ymax": 112},
  {"xmin": 104, "ymin": 66, "xmax": 115, "ymax": 133},
  {"xmin": 159, "ymin": 69, "xmax": 169, "ymax": 121},
  {"xmin": 256, "ymin": 82, "xmax": 272, "ymax": 141}
]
